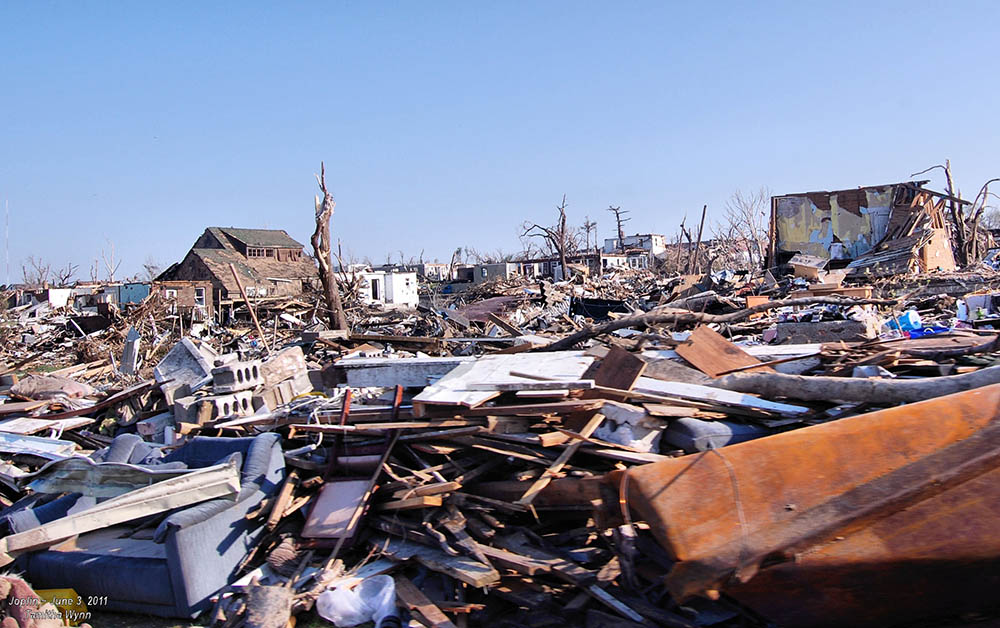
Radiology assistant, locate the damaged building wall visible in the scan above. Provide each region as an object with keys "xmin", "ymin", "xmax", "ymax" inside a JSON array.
[{"xmin": 773, "ymin": 185, "xmax": 895, "ymax": 261}]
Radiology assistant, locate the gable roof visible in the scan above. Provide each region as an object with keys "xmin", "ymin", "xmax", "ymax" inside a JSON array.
[{"xmin": 213, "ymin": 227, "xmax": 304, "ymax": 249}]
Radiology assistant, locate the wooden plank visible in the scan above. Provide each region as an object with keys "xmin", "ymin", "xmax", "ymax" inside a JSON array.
[
  {"xmin": 375, "ymin": 495, "xmax": 443, "ymax": 512},
  {"xmin": 376, "ymin": 536, "xmax": 500, "ymax": 587},
  {"xmin": 390, "ymin": 481, "xmax": 462, "ymax": 500},
  {"xmin": 0, "ymin": 416, "xmax": 91, "ymax": 435},
  {"xmin": 587, "ymin": 346, "xmax": 646, "ymax": 393},
  {"xmin": 675, "ymin": 325, "xmax": 772, "ymax": 378},
  {"xmin": 514, "ymin": 412, "xmax": 605, "ymax": 506},
  {"xmin": 412, "ymin": 352, "xmax": 594, "ymax": 410},
  {"xmin": 633, "ymin": 377, "xmax": 810, "ymax": 416},
  {"xmin": 266, "ymin": 470, "xmax": 297, "ymax": 531},
  {"xmin": 487, "ymin": 312, "xmax": 524, "ymax": 337},
  {"xmin": 466, "ymin": 379, "xmax": 594, "ymax": 392},
  {"xmin": 393, "ymin": 575, "xmax": 458, "ymax": 628},
  {"xmin": 0, "ymin": 400, "xmax": 50, "ymax": 416}
]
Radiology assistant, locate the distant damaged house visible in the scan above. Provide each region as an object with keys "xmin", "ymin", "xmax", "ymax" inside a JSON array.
[
  {"xmin": 768, "ymin": 181, "xmax": 968, "ymax": 276},
  {"xmin": 159, "ymin": 227, "xmax": 316, "ymax": 317}
]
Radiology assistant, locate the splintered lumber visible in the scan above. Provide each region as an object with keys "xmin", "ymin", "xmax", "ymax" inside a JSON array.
[
  {"xmin": 375, "ymin": 495, "xmax": 443, "ymax": 511},
  {"xmin": 515, "ymin": 412, "xmax": 606, "ymax": 506},
  {"xmin": 633, "ymin": 377, "xmax": 809, "ymax": 416},
  {"xmin": 391, "ymin": 481, "xmax": 463, "ymax": 499},
  {"xmin": 375, "ymin": 536, "xmax": 500, "ymax": 587},
  {"xmin": 675, "ymin": 325, "xmax": 772, "ymax": 377},
  {"xmin": 716, "ymin": 365, "xmax": 1000, "ymax": 403},
  {"xmin": 0, "ymin": 400, "xmax": 50, "ymax": 416},
  {"xmin": 289, "ymin": 419, "xmax": 483, "ymax": 436},
  {"xmin": 470, "ymin": 477, "xmax": 603, "ymax": 509},
  {"xmin": 393, "ymin": 575, "xmax": 458, "ymax": 628},
  {"xmin": 482, "ymin": 537, "xmax": 647, "ymax": 624},
  {"xmin": 267, "ymin": 470, "xmax": 298, "ymax": 531},
  {"xmin": 543, "ymin": 296, "xmax": 897, "ymax": 351},
  {"xmin": 466, "ymin": 380, "xmax": 595, "ymax": 392},
  {"xmin": 412, "ymin": 352, "xmax": 594, "ymax": 412},
  {"xmin": 229, "ymin": 263, "xmax": 271, "ymax": 353},
  {"xmin": 488, "ymin": 312, "xmax": 524, "ymax": 336}
]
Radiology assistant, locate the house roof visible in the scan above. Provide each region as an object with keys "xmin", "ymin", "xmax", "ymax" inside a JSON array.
[
  {"xmin": 213, "ymin": 227, "xmax": 304, "ymax": 249},
  {"xmin": 189, "ymin": 248, "xmax": 317, "ymax": 294}
]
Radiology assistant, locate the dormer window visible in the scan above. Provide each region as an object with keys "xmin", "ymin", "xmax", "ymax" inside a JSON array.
[{"xmin": 247, "ymin": 248, "xmax": 270, "ymax": 258}]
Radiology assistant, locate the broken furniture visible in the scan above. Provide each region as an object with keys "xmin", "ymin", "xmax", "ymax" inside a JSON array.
[{"xmin": 7, "ymin": 432, "xmax": 285, "ymax": 618}]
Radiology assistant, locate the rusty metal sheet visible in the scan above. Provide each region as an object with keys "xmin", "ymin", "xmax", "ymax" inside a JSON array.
[{"xmin": 609, "ymin": 383, "xmax": 1000, "ymax": 626}]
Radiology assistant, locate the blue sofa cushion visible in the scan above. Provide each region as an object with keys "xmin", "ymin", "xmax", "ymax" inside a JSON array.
[{"xmin": 24, "ymin": 551, "xmax": 174, "ymax": 607}]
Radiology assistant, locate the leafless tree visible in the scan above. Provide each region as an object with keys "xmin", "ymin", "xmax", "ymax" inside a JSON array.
[
  {"xmin": 55, "ymin": 262, "xmax": 78, "ymax": 286},
  {"xmin": 100, "ymin": 239, "xmax": 122, "ymax": 282},
  {"xmin": 142, "ymin": 256, "xmax": 162, "ymax": 281},
  {"xmin": 911, "ymin": 161, "xmax": 1000, "ymax": 264},
  {"xmin": 982, "ymin": 207, "xmax": 1000, "ymax": 230},
  {"xmin": 606, "ymin": 206, "xmax": 630, "ymax": 251},
  {"xmin": 311, "ymin": 162, "xmax": 348, "ymax": 330},
  {"xmin": 21, "ymin": 256, "xmax": 51, "ymax": 287},
  {"xmin": 717, "ymin": 187, "xmax": 770, "ymax": 270},
  {"xmin": 582, "ymin": 216, "xmax": 597, "ymax": 251},
  {"xmin": 521, "ymin": 195, "xmax": 576, "ymax": 279}
]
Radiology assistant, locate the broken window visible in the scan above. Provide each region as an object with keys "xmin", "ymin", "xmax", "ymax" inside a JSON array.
[{"xmin": 194, "ymin": 287, "xmax": 205, "ymax": 306}]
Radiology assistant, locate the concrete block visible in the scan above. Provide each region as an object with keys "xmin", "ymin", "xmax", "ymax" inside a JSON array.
[
  {"xmin": 173, "ymin": 395, "xmax": 202, "ymax": 424},
  {"xmin": 212, "ymin": 359, "xmax": 264, "ymax": 393},
  {"xmin": 207, "ymin": 391, "xmax": 254, "ymax": 418},
  {"xmin": 253, "ymin": 372, "xmax": 313, "ymax": 411},
  {"xmin": 174, "ymin": 391, "xmax": 254, "ymax": 422},
  {"xmin": 261, "ymin": 346, "xmax": 308, "ymax": 387},
  {"xmin": 774, "ymin": 319, "xmax": 875, "ymax": 344},
  {"xmin": 154, "ymin": 338, "xmax": 218, "ymax": 387}
]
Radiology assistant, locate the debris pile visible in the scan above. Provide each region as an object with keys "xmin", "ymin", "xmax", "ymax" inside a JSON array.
[{"xmin": 5, "ymin": 199, "xmax": 1000, "ymax": 626}]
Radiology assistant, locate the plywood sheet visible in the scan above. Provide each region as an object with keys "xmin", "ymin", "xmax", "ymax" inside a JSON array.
[
  {"xmin": 301, "ymin": 479, "xmax": 369, "ymax": 539},
  {"xmin": 675, "ymin": 326, "xmax": 773, "ymax": 377}
]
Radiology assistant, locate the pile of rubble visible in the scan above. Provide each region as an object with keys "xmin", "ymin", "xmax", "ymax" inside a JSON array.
[{"xmin": 3, "ymin": 258, "xmax": 1000, "ymax": 628}]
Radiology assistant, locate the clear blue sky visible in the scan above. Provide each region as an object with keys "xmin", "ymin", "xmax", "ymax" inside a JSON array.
[{"xmin": 3, "ymin": 1, "xmax": 1000, "ymax": 281}]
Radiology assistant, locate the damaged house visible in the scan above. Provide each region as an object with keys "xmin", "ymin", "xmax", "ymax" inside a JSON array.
[
  {"xmin": 767, "ymin": 181, "xmax": 968, "ymax": 276},
  {"xmin": 158, "ymin": 227, "xmax": 317, "ymax": 319}
]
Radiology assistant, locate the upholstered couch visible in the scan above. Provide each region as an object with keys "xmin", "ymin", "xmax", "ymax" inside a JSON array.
[{"xmin": 5, "ymin": 432, "xmax": 285, "ymax": 617}]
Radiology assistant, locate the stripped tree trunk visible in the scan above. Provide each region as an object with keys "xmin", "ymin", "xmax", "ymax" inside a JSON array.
[{"xmin": 312, "ymin": 163, "xmax": 348, "ymax": 330}]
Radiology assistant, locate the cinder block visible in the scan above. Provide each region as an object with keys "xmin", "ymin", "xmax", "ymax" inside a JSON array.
[
  {"xmin": 253, "ymin": 372, "xmax": 314, "ymax": 411},
  {"xmin": 261, "ymin": 346, "xmax": 307, "ymax": 387},
  {"xmin": 173, "ymin": 395, "xmax": 202, "ymax": 424},
  {"xmin": 205, "ymin": 390, "xmax": 255, "ymax": 419},
  {"xmin": 174, "ymin": 391, "xmax": 254, "ymax": 423},
  {"xmin": 212, "ymin": 360, "xmax": 264, "ymax": 393}
]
